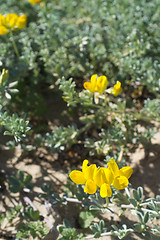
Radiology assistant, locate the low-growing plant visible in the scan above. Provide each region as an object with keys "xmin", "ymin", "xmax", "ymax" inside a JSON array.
[{"xmin": 0, "ymin": 0, "xmax": 160, "ymax": 239}]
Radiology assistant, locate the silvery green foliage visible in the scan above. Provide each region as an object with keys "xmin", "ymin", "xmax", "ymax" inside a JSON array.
[
  {"xmin": 88, "ymin": 187, "xmax": 160, "ymax": 239},
  {"xmin": 0, "ymin": 112, "xmax": 31, "ymax": 142},
  {"xmin": 0, "ymin": 0, "xmax": 159, "ymax": 93},
  {"xmin": 139, "ymin": 99, "xmax": 160, "ymax": 121},
  {"xmin": 56, "ymin": 76, "xmax": 157, "ymax": 155},
  {"xmin": 44, "ymin": 125, "xmax": 78, "ymax": 151}
]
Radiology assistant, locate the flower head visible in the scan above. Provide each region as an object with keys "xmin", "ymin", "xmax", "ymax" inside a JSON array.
[
  {"xmin": 111, "ymin": 81, "xmax": 123, "ymax": 96},
  {"xmin": 84, "ymin": 74, "xmax": 108, "ymax": 94},
  {"xmin": 28, "ymin": 0, "xmax": 42, "ymax": 4},
  {"xmin": 69, "ymin": 158, "xmax": 133, "ymax": 198},
  {"xmin": 94, "ymin": 167, "xmax": 113, "ymax": 198},
  {"xmin": 69, "ymin": 160, "xmax": 98, "ymax": 194},
  {"xmin": 107, "ymin": 158, "xmax": 133, "ymax": 190},
  {"xmin": 0, "ymin": 13, "xmax": 27, "ymax": 35}
]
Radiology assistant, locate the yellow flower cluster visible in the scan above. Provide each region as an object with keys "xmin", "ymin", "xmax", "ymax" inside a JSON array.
[
  {"xmin": 83, "ymin": 74, "xmax": 108, "ymax": 94},
  {"xmin": 83, "ymin": 74, "xmax": 123, "ymax": 96},
  {"xmin": 0, "ymin": 13, "xmax": 27, "ymax": 35},
  {"xmin": 69, "ymin": 158, "xmax": 133, "ymax": 198},
  {"xmin": 28, "ymin": 0, "xmax": 42, "ymax": 4}
]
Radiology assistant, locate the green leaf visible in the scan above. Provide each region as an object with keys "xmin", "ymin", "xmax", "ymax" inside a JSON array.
[
  {"xmin": 18, "ymin": 171, "xmax": 24, "ymax": 182},
  {"xmin": 89, "ymin": 205, "xmax": 101, "ymax": 211},
  {"xmin": 8, "ymin": 176, "xmax": 21, "ymax": 193},
  {"xmin": 133, "ymin": 189, "xmax": 139, "ymax": 201},
  {"xmin": 136, "ymin": 212, "xmax": 144, "ymax": 223},
  {"xmin": 137, "ymin": 187, "xmax": 143, "ymax": 202},
  {"xmin": 30, "ymin": 210, "xmax": 40, "ymax": 220},
  {"xmin": 94, "ymin": 232, "xmax": 101, "ymax": 238},
  {"xmin": 134, "ymin": 223, "xmax": 142, "ymax": 233},
  {"xmin": 23, "ymin": 174, "xmax": 32, "ymax": 184},
  {"xmin": 0, "ymin": 213, "xmax": 5, "ymax": 226},
  {"xmin": 79, "ymin": 211, "xmax": 94, "ymax": 228},
  {"xmin": 144, "ymin": 212, "xmax": 149, "ymax": 224},
  {"xmin": 129, "ymin": 198, "xmax": 137, "ymax": 207},
  {"xmin": 99, "ymin": 220, "xmax": 105, "ymax": 232},
  {"xmin": 4, "ymin": 131, "xmax": 12, "ymax": 136}
]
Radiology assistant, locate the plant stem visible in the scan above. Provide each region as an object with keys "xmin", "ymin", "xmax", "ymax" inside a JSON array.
[
  {"xmin": 85, "ymin": 229, "xmax": 134, "ymax": 239},
  {"xmin": 118, "ymin": 145, "xmax": 124, "ymax": 162},
  {"xmin": 10, "ymin": 31, "xmax": 20, "ymax": 59}
]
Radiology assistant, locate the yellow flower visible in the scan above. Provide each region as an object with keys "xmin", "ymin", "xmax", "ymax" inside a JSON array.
[
  {"xmin": 16, "ymin": 15, "xmax": 27, "ymax": 29},
  {"xmin": 28, "ymin": 0, "xmax": 42, "ymax": 4},
  {"xmin": 0, "ymin": 69, "xmax": 9, "ymax": 84},
  {"xmin": 107, "ymin": 158, "xmax": 133, "ymax": 190},
  {"xmin": 83, "ymin": 74, "xmax": 108, "ymax": 94},
  {"xmin": 94, "ymin": 167, "xmax": 113, "ymax": 198},
  {"xmin": 111, "ymin": 81, "xmax": 123, "ymax": 96},
  {"xmin": 0, "ymin": 13, "xmax": 27, "ymax": 35},
  {"xmin": 6, "ymin": 13, "xmax": 19, "ymax": 28},
  {"xmin": 69, "ymin": 160, "xmax": 98, "ymax": 194}
]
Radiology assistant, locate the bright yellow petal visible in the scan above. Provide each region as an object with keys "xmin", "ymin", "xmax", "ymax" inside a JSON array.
[
  {"xmin": 107, "ymin": 158, "xmax": 119, "ymax": 177},
  {"xmin": 119, "ymin": 166, "xmax": 133, "ymax": 179},
  {"xmin": 90, "ymin": 74, "xmax": 97, "ymax": 92},
  {"xmin": 103, "ymin": 167, "xmax": 114, "ymax": 185},
  {"xmin": 69, "ymin": 170, "xmax": 86, "ymax": 184},
  {"xmin": 94, "ymin": 167, "xmax": 113, "ymax": 187},
  {"xmin": 90, "ymin": 74, "xmax": 97, "ymax": 84},
  {"xmin": 6, "ymin": 14, "xmax": 18, "ymax": 28},
  {"xmin": 96, "ymin": 75, "xmax": 108, "ymax": 94},
  {"xmin": 28, "ymin": 0, "xmax": 41, "ymax": 4},
  {"xmin": 0, "ymin": 14, "xmax": 6, "ymax": 26},
  {"xmin": 100, "ymin": 183, "xmax": 112, "ymax": 198},
  {"xmin": 0, "ymin": 26, "xmax": 8, "ymax": 35},
  {"xmin": 82, "ymin": 159, "xmax": 88, "ymax": 173},
  {"xmin": 16, "ymin": 15, "xmax": 27, "ymax": 29},
  {"xmin": 113, "ymin": 176, "xmax": 129, "ymax": 190},
  {"xmin": 84, "ymin": 179, "xmax": 97, "ymax": 194},
  {"xmin": 112, "ymin": 81, "xmax": 123, "ymax": 96},
  {"xmin": 94, "ymin": 168, "xmax": 106, "ymax": 187},
  {"xmin": 83, "ymin": 82, "xmax": 95, "ymax": 93},
  {"xmin": 84, "ymin": 164, "xmax": 98, "ymax": 181},
  {"xmin": 115, "ymin": 81, "xmax": 121, "ymax": 89}
]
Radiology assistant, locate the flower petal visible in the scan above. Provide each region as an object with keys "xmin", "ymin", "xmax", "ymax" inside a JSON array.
[
  {"xmin": 0, "ymin": 26, "xmax": 8, "ymax": 35},
  {"xmin": 94, "ymin": 167, "xmax": 113, "ymax": 187},
  {"xmin": 69, "ymin": 170, "xmax": 86, "ymax": 184},
  {"xmin": 84, "ymin": 164, "xmax": 98, "ymax": 181},
  {"xmin": 90, "ymin": 74, "xmax": 97, "ymax": 84},
  {"xmin": 100, "ymin": 183, "xmax": 112, "ymax": 198},
  {"xmin": 113, "ymin": 175, "xmax": 129, "ymax": 190},
  {"xmin": 83, "ymin": 82, "xmax": 95, "ymax": 93},
  {"xmin": 82, "ymin": 159, "xmax": 88, "ymax": 173},
  {"xmin": 107, "ymin": 158, "xmax": 119, "ymax": 176},
  {"xmin": 96, "ymin": 75, "xmax": 108, "ymax": 93},
  {"xmin": 0, "ymin": 14, "xmax": 6, "ymax": 26},
  {"xmin": 120, "ymin": 166, "xmax": 133, "ymax": 179},
  {"xmin": 6, "ymin": 13, "xmax": 18, "ymax": 28},
  {"xmin": 16, "ymin": 15, "xmax": 27, "ymax": 29},
  {"xmin": 112, "ymin": 81, "xmax": 123, "ymax": 96},
  {"xmin": 84, "ymin": 179, "xmax": 97, "ymax": 194}
]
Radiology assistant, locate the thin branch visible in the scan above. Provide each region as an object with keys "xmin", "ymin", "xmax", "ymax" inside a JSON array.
[{"xmin": 85, "ymin": 229, "xmax": 134, "ymax": 239}]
